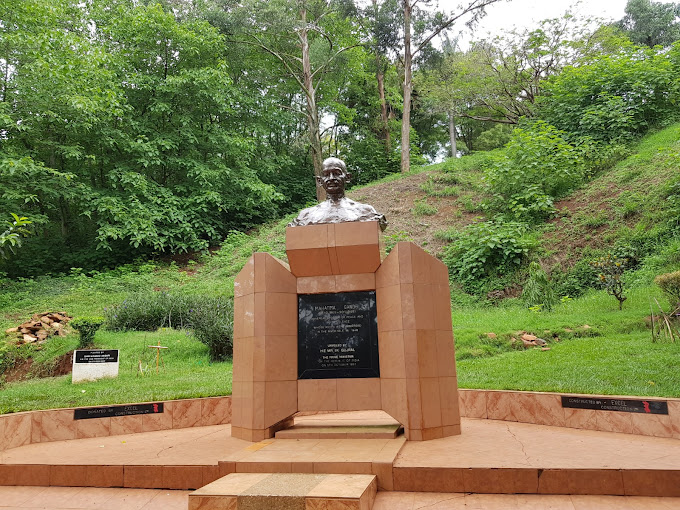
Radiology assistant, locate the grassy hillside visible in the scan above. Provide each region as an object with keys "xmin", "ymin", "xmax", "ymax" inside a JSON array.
[{"xmin": 1, "ymin": 124, "xmax": 679, "ymax": 412}]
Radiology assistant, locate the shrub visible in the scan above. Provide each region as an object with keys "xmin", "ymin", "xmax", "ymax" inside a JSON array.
[
  {"xmin": 442, "ymin": 221, "xmax": 537, "ymax": 286},
  {"xmin": 105, "ymin": 293, "xmax": 234, "ymax": 361},
  {"xmin": 70, "ymin": 317, "xmax": 105, "ymax": 348},
  {"xmin": 655, "ymin": 271, "xmax": 680, "ymax": 309},
  {"xmin": 522, "ymin": 262, "xmax": 557, "ymax": 312},
  {"xmin": 411, "ymin": 199, "xmax": 438, "ymax": 216},
  {"xmin": 591, "ymin": 254, "xmax": 630, "ymax": 310}
]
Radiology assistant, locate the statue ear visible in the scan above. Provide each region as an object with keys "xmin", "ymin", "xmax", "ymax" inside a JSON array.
[
  {"xmin": 315, "ymin": 175, "xmax": 322, "ymax": 185},
  {"xmin": 345, "ymin": 172, "xmax": 352, "ymax": 184}
]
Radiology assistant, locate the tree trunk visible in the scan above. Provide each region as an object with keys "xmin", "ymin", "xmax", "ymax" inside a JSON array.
[
  {"xmin": 376, "ymin": 64, "xmax": 391, "ymax": 153},
  {"xmin": 400, "ymin": 0, "xmax": 412, "ymax": 173},
  {"xmin": 448, "ymin": 111, "xmax": 457, "ymax": 158},
  {"xmin": 300, "ymin": 7, "xmax": 325, "ymax": 201}
]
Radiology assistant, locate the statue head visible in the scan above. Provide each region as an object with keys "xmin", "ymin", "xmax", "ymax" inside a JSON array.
[{"xmin": 316, "ymin": 157, "xmax": 350, "ymax": 199}]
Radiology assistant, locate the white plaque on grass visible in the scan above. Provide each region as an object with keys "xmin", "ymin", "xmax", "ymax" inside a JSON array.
[{"xmin": 72, "ymin": 349, "xmax": 119, "ymax": 383}]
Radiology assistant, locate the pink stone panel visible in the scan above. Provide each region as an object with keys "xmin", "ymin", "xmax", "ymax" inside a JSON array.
[
  {"xmin": 263, "ymin": 335, "xmax": 298, "ymax": 382},
  {"xmin": 458, "ymin": 390, "xmax": 488, "ymax": 419},
  {"xmin": 595, "ymin": 410, "xmax": 633, "ymax": 434},
  {"xmin": 234, "ymin": 257, "xmax": 254, "ymax": 298},
  {"xmin": 264, "ymin": 380, "xmax": 297, "ymax": 426},
  {"xmin": 408, "ymin": 244, "xmax": 432, "ymax": 284},
  {"xmin": 564, "ymin": 407, "xmax": 598, "ymax": 431},
  {"xmin": 439, "ymin": 376, "xmax": 461, "ymax": 428},
  {"xmin": 335, "ymin": 245, "xmax": 381, "ymax": 275},
  {"xmin": 396, "ymin": 242, "xmax": 413, "ymax": 284},
  {"xmin": 287, "ymin": 248, "xmax": 333, "ymax": 277},
  {"xmin": 405, "ymin": 378, "xmax": 423, "ymax": 431},
  {"xmin": 201, "ymin": 397, "xmax": 232, "ymax": 426},
  {"xmin": 0, "ymin": 416, "xmax": 6, "ymax": 451},
  {"xmin": 377, "ymin": 330, "xmax": 406, "ymax": 379},
  {"xmin": 412, "ymin": 284, "xmax": 435, "ymax": 330},
  {"xmin": 520, "ymin": 393, "xmax": 565, "ymax": 427},
  {"xmin": 415, "ymin": 330, "xmax": 438, "ymax": 379},
  {"xmin": 252, "ymin": 382, "xmax": 265, "ymax": 429},
  {"xmin": 375, "ymin": 246, "xmax": 400, "ymax": 288},
  {"xmin": 486, "ymin": 391, "xmax": 518, "ymax": 422},
  {"xmin": 419, "ymin": 377, "xmax": 443, "ymax": 429},
  {"xmin": 2, "ymin": 413, "xmax": 31, "ymax": 449},
  {"xmin": 337, "ymin": 378, "xmax": 382, "ymax": 411},
  {"xmin": 31, "ymin": 412, "xmax": 42, "ymax": 443},
  {"xmin": 254, "ymin": 292, "xmax": 297, "ymax": 336},
  {"xmin": 232, "ymin": 336, "xmax": 254, "ymax": 383},
  {"xmin": 286, "ymin": 224, "xmax": 330, "ymax": 250},
  {"xmin": 173, "ymin": 399, "xmax": 202, "ymax": 429},
  {"xmin": 76, "ymin": 416, "xmax": 111, "ymax": 439},
  {"xmin": 629, "ymin": 412, "xmax": 673, "ymax": 438},
  {"xmin": 297, "ymin": 276, "xmax": 336, "ymax": 294},
  {"xmin": 433, "ymin": 283, "xmax": 453, "ymax": 331},
  {"xmin": 256, "ymin": 253, "xmax": 296, "ymax": 294},
  {"xmin": 143, "ymin": 400, "xmax": 174, "ymax": 432},
  {"xmin": 233, "ymin": 294, "xmax": 254, "ymax": 340},
  {"xmin": 334, "ymin": 273, "xmax": 376, "ymax": 293},
  {"xmin": 435, "ymin": 330, "xmax": 457, "ymax": 378},
  {"xmin": 332, "ymin": 221, "xmax": 380, "ymax": 247},
  {"xmin": 299, "ymin": 379, "xmax": 338, "ymax": 411},
  {"xmin": 380, "ymin": 378, "xmax": 408, "ymax": 426},
  {"xmin": 402, "ymin": 330, "xmax": 420, "ymax": 380},
  {"xmin": 668, "ymin": 400, "xmax": 680, "ymax": 439},
  {"xmin": 375, "ymin": 285, "xmax": 403, "ymax": 332},
  {"xmin": 41, "ymin": 409, "xmax": 76, "ymax": 442}
]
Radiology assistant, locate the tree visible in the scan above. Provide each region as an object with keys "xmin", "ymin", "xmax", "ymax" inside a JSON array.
[
  {"xmin": 399, "ymin": 0, "xmax": 502, "ymax": 173},
  {"xmin": 617, "ymin": 0, "xmax": 680, "ymax": 48},
  {"xmin": 233, "ymin": 0, "xmax": 362, "ymax": 201},
  {"xmin": 0, "ymin": 214, "xmax": 32, "ymax": 260}
]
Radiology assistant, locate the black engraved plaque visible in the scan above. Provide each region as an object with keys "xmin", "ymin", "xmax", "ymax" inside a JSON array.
[
  {"xmin": 74, "ymin": 403, "xmax": 163, "ymax": 420},
  {"xmin": 561, "ymin": 396, "xmax": 668, "ymax": 415},
  {"xmin": 298, "ymin": 291, "xmax": 379, "ymax": 379}
]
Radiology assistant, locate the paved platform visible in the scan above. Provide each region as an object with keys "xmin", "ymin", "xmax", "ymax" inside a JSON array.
[
  {"xmin": 276, "ymin": 410, "xmax": 403, "ymax": 439},
  {"xmin": 1, "ymin": 487, "xmax": 679, "ymax": 509},
  {"xmin": 1, "ymin": 414, "xmax": 680, "ymax": 497}
]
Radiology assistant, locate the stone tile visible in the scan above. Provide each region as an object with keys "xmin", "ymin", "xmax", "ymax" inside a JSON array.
[
  {"xmin": 0, "ymin": 464, "xmax": 17, "ymax": 485},
  {"xmin": 412, "ymin": 284, "xmax": 436, "ymax": 330},
  {"xmin": 629, "ymin": 413, "xmax": 673, "ymax": 438},
  {"xmin": 76, "ymin": 416, "xmax": 111, "ymax": 439},
  {"xmin": 435, "ymin": 329, "xmax": 456, "ymax": 378},
  {"xmin": 233, "ymin": 293, "xmax": 255, "ymax": 340},
  {"xmin": 380, "ymin": 378, "xmax": 408, "ymax": 426},
  {"xmin": 564, "ymin": 408, "xmax": 598, "ymax": 431},
  {"xmin": 375, "ymin": 247, "xmax": 400, "ymax": 288},
  {"xmin": 255, "ymin": 292, "xmax": 298, "ymax": 337},
  {"xmin": 567, "ymin": 470, "xmax": 625, "ymax": 495},
  {"xmin": 299, "ymin": 379, "xmax": 338, "ymax": 412},
  {"xmin": 255, "ymin": 253, "xmax": 296, "ymax": 294},
  {"xmin": 486, "ymin": 391, "xmax": 517, "ymax": 422},
  {"xmin": 622, "ymin": 469, "xmax": 680, "ymax": 497},
  {"xmin": 189, "ymin": 495, "xmax": 237, "ymax": 510},
  {"xmin": 264, "ymin": 380, "xmax": 298, "ymax": 426},
  {"xmin": 523, "ymin": 393, "xmax": 566, "ymax": 427},
  {"xmin": 393, "ymin": 467, "xmax": 465, "ymax": 492},
  {"xmin": 337, "ymin": 379, "xmax": 381, "ymax": 411},
  {"xmin": 31, "ymin": 412, "xmax": 42, "ymax": 444},
  {"xmin": 433, "ymin": 284, "xmax": 453, "ymax": 331},
  {"xmin": 87, "ymin": 465, "xmax": 125, "ymax": 487},
  {"xmin": 14, "ymin": 464, "xmax": 50, "ymax": 486},
  {"xmin": 372, "ymin": 462, "xmax": 393, "ymax": 491},
  {"xmin": 264, "ymin": 335, "xmax": 298, "ymax": 382},
  {"xmin": 439, "ymin": 377, "xmax": 460, "ymax": 427},
  {"xmin": 162, "ymin": 465, "xmax": 204, "ymax": 490},
  {"xmin": 203, "ymin": 465, "xmax": 222, "ymax": 486},
  {"xmin": 111, "ymin": 415, "xmax": 143, "ymax": 436},
  {"xmin": 0, "ymin": 486, "xmax": 48, "ymax": 506},
  {"xmin": 334, "ymin": 273, "xmax": 376, "ymax": 293},
  {"xmin": 405, "ymin": 378, "xmax": 423, "ymax": 431},
  {"xmin": 3, "ymin": 412, "xmax": 32, "ymax": 449},
  {"xmin": 415, "ymin": 330, "xmax": 438, "ymax": 379},
  {"xmin": 371, "ymin": 492, "xmax": 415, "ymax": 510},
  {"xmin": 234, "ymin": 257, "xmax": 254, "ymax": 298},
  {"xmin": 596, "ymin": 411, "xmax": 633, "ymax": 434},
  {"xmin": 377, "ymin": 330, "xmax": 406, "ymax": 379},
  {"xmin": 19, "ymin": 486, "xmax": 85, "ymax": 507},
  {"xmin": 669, "ymin": 400, "xmax": 680, "ymax": 439},
  {"xmin": 41, "ymin": 409, "xmax": 77, "ymax": 442},
  {"xmin": 173, "ymin": 399, "xmax": 202, "ymax": 429},
  {"xmin": 333, "ymin": 221, "xmax": 380, "ymax": 248},
  {"xmin": 143, "ymin": 401, "xmax": 173, "ymax": 432},
  {"xmin": 458, "ymin": 390, "xmax": 487, "ymax": 419},
  {"xmin": 124, "ymin": 466, "xmax": 164, "ymax": 489},
  {"xmin": 298, "ymin": 276, "xmax": 336, "ymax": 295},
  {"xmin": 99, "ymin": 488, "xmax": 162, "ymax": 509},
  {"xmin": 50, "ymin": 465, "xmax": 89, "ymax": 486},
  {"xmin": 463, "ymin": 468, "xmax": 538, "ymax": 494},
  {"xmin": 288, "ymin": 248, "xmax": 334, "ymax": 277},
  {"xmin": 375, "ymin": 284, "xmax": 403, "ymax": 332},
  {"xmin": 202, "ymin": 397, "xmax": 232, "ymax": 426},
  {"xmin": 419, "ymin": 377, "xmax": 442, "ymax": 429}
]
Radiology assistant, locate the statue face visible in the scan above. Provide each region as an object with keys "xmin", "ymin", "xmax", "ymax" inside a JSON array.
[{"xmin": 318, "ymin": 163, "xmax": 348, "ymax": 195}]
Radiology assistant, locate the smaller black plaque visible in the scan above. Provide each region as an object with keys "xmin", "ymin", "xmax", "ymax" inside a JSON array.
[
  {"xmin": 74, "ymin": 403, "xmax": 164, "ymax": 420},
  {"xmin": 74, "ymin": 349, "xmax": 119, "ymax": 364},
  {"xmin": 561, "ymin": 396, "xmax": 668, "ymax": 415}
]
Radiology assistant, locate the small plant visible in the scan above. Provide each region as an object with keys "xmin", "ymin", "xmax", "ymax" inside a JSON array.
[
  {"xmin": 411, "ymin": 199, "xmax": 438, "ymax": 217},
  {"xmin": 71, "ymin": 317, "xmax": 105, "ymax": 348},
  {"xmin": 655, "ymin": 270, "xmax": 680, "ymax": 309},
  {"xmin": 650, "ymin": 299, "xmax": 679, "ymax": 343},
  {"xmin": 522, "ymin": 262, "xmax": 557, "ymax": 312},
  {"xmin": 383, "ymin": 230, "xmax": 414, "ymax": 254},
  {"xmin": 0, "ymin": 213, "xmax": 32, "ymax": 259},
  {"xmin": 590, "ymin": 254, "xmax": 629, "ymax": 310}
]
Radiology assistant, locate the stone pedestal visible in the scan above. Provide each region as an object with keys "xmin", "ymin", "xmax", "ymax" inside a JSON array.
[{"xmin": 231, "ymin": 221, "xmax": 460, "ymax": 441}]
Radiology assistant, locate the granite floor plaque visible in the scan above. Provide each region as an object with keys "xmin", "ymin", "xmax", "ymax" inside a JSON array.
[
  {"xmin": 72, "ymin": 349, "xmax": 120, "ymax": 383},
  {"xmin": 298, "ymin": 291, "xmax": 379, "ymax": 379}
]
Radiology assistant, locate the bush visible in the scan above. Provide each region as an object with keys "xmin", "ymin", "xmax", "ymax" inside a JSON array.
[
  {"xmin": 655, "ymin": 271, "xmax": 680, "ymax": 309},
  {"xmin": 483, "ymin": 121, "xmax": 591, "ymax": 222},
  {"xmin": 591, "ymin": 254, "xmax": 629, "ymax": 310},
  {"xmin": 411, "ymin": 199, "xmax": 438, "ymax": 216},
  {"xmin": 105, "ymin": 292, "xmax": 234, "ymax": 361},
  {"xmin": 70, "ymin": 317, "xmax": 105, "ymax": 348},
  {"xmin": 522, "ymin": 262, "xmax": 557, "ymax": 311},
  {"xmin": 442, "ymin": 221, "xmax": 537, "ymax": 286}
]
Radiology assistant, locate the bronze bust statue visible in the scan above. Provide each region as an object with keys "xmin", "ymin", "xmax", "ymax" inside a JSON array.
[{"xmin": 289, "ymin": 157, "xmax": 387, "ymax": 231}]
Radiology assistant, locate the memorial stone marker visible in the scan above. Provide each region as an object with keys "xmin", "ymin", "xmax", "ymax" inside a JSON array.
[{"xmin": 72, "ymin": 349, "xmax": 120, "ymax": 383}]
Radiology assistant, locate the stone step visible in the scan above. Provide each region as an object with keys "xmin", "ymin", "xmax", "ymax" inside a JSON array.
[
  {"xmin": 275, "ymin": 423, "xmax": 403, "ymax": 439},
  {"xmin": 189, "ymin": 472, "xmax": 377, "ymax": 510}
]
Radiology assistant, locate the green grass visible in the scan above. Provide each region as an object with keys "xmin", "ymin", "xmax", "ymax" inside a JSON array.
[
  {"xmin": 0, "ymin": 329, "xmax": 232, "ymax": 414},
  {"xmin": 454, "ymin": 285, "xmax": 680, "ymax": 397}
]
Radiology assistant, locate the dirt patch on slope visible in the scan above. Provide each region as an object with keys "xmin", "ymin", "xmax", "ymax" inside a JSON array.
[{"xmin": 2, "ymin": 351, "xmax": 73, "ymax": 383}]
